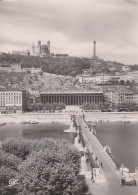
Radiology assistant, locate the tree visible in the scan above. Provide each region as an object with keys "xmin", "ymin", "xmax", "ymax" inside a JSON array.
[
  {"xmin": 56, "ymin": 102, "xmax": 66, "ymax": 110},
  {"xmin": 81, "ymin": 102, "xmax": 90, "ymax": 110},
  {"xmin": 117, "ymin": 101, "xmax": 137, "ymax": 112},
  {"xmin": 44, "ymin": 103, "xmax": 51, "ymax": 111},
  {"xmin": 39, "ymin": 71, "xmax": 43, "ymax": 76},
  {"xmin": 0, "ymin": 166, "xmax": 18, "ymax": 195},
  {"xmin": 1, "ymin": 137, "xmax": 87, "ymax": 195},
  {"xmin": 126, "ymin": 80, "xmax": 130, "ymax": 85},
  {"xmin": 120, "ymin": 80, "xmax": 125, "ymax": 85},
  {"xmin": 50, "ymin": 102, "xmax": 58, "ymax": 111},
  {"xmin": 81, "ymin": 102, "xmax": 99, "ymax": 111}
]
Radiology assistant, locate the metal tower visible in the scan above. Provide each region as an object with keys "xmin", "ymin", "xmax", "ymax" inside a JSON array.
[{"xmin": 93, "ymin": 40, "xmax": 96, "ymax": 59}]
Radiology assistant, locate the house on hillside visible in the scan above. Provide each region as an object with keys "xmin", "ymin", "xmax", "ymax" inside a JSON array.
[
  {"xmin": 22, "ymin": 66, "xmax": 42, "ymax": 73},
  {"xmin": 0, "ymin": 63, "xmax": 22, "ymax": 72},
  {"xmin": 122, "ymin": 66, "xmax": 131, "ymax": 72}
]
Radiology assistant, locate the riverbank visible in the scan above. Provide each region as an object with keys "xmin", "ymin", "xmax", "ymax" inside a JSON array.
[
  {"xmin": 84, "ymin": 112, "xmax": 138, "ymax": 123},
  {"xmin": 1, "ymin": 111, "xmax": 138, "ymax": 124},
  {"xmin": 0, "ymin": 113, "xmax": 71, "ymax": 124}
]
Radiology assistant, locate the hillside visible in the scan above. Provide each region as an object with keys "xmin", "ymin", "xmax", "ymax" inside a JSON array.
[
  {"xmin": 1, "ymin": 52, "xmax": 137, "ymax": 93},
  {"xmin": 0, "ymin": 70, "xmax": 77, "ymax": 91},
  {"xmin": 0, "ymin": 53, "xmax": 129, "ymax": 77}
]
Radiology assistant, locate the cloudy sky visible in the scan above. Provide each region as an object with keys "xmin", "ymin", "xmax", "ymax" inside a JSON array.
[{"xmin": 0, "ymin": 0, "xmax": 138, "ymax": 64}]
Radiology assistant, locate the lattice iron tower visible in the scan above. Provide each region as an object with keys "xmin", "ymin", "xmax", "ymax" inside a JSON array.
[{"xmin": 93, "ymin": 40, "xmax": 96, "ymax": 59}]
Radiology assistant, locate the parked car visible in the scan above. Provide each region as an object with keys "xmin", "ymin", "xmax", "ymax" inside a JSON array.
[{"xmin": 121, "ymin": 177, "xmax": 137, "ymax": 186}]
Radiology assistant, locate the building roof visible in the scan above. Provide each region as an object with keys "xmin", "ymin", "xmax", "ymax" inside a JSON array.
[
  {"xmin": 40, "ymin": 91, "xmax": 103, "ymax": 95},
  {"xmin": 0, "ymin": 89, "xmax": 26, "ymax": 92}
]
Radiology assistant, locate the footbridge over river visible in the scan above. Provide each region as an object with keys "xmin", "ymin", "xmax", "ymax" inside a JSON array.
[{"xmin": 74, "ymin": 114, "xmax": 138, "ymax": 195}]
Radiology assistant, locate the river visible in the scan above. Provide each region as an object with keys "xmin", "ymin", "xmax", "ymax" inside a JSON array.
[
  {"xmin": 95, "ymin": 122, "xmax": 138, "ymax": 172},
  {"xmin": 0, "ymin": 122, "xmax": 76, "ymax": 144},
  {"xmin": 1, "ymin": 120, "xmax": 138, "ymax": 172}
]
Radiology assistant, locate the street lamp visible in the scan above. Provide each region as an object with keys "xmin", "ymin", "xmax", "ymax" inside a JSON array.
[{"xmin": 120, "ymin": 164, "xmax": 124, "ymax": 175}]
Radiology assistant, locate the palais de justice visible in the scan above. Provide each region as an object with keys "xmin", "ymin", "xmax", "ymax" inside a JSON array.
[{"xmin": 40, "ymin": 91, "xmax": 104, "ymax": 105}]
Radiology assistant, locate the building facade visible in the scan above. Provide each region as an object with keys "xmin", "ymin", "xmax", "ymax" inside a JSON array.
[
  {"xmin": 32, "ymin": 40, "xmax": 50, "ymax": 57},
  {"xmin": 107, "ymin": 91, "xmax": 137, "ymax": 105},
  {"xmin": 79, "ymin": 73, "xmax": 111, "ymax": 84},
  {"xmin": 0, "ymin": 63, "xmax": 22, "ymax": 72},
  {"xmin": 40, "ymin": 91, "xmax": 104, "ymax": 105},
  {"xmin": 0, "ymin": 90, "xmax": 27, "ymax": 114}
]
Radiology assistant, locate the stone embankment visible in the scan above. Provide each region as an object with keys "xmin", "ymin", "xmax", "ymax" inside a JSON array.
[
  {"xmin": 85, "ymin": 112, "xmax": 138, "ymax": 123},
  {"xmin": 0, "ymin": 113, "xmax": 71, "ymax": 124}
]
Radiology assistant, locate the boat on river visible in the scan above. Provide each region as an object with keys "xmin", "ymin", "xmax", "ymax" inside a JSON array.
[
  {"xmin": 0, "ymin": 122, "xmax": 6, "ymax": 126},
  {"xmin": 29, "ymin": 121, "xmax": 39, "ymax": 124}
]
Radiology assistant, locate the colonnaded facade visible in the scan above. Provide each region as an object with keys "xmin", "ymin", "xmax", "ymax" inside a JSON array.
[{"xmin": 40, "ymin": 91, "xmax": 104, "ymax": 105}]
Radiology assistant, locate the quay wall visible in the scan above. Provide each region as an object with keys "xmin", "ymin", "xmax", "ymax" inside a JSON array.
[
  {"xmin": 0, "ymin": 113, "xmax": 71, "ymax": 124},
  {"xmin": 84, "ymin": 112, "xmax": 138, "ymax": 123}
]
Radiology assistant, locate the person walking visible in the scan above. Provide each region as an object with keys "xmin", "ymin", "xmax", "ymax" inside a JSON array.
[
  {"xmin": 101, "ymin": 162, "xmax": 103, "ymax": 168},
  {"xmin": 116, "ymin": 164, "xmax": 119, "ymax": 170},
  {"xmin": 91, "ymin": 171, "xmax": 94, "ymax": 182}
]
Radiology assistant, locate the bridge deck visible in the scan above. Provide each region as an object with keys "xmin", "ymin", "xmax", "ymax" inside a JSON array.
[{"xmin": 77, "ymin": 117, "xmax": 138, "ymax": 195}]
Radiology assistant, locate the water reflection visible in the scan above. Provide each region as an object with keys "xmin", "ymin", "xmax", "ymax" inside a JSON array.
[
  {"xmin": 0, "ymin": 122, "xmax": 76, "ymax": 144},
  {"xmin": 95, "ymin": 122, "xmax": 138, "ymax": 172}
]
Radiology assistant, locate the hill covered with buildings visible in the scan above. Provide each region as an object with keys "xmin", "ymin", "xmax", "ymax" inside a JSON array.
[{"xmin": 1, "ymin": 51, "xmax": 138, "ymax": 112}]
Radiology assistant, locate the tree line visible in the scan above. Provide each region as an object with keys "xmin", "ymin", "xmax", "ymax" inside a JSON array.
[
  {"xmin": 0, "ymin": 53, "xmax": 91, "ymax": 76},
  {"xmin": 27, "ymin": 102, "xmax": 66, "ymax": 112},
  {"xmin": 0, "ymin": 137, "xmax": 88, "ymax": 195},
  {"xmin": 81, "ymin": 101, "xmax": 138, "ymax": 112}
]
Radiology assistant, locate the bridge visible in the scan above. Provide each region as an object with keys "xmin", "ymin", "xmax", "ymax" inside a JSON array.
[{"xmin": 74, "ymin": 114, "xmax": 138, "ymax": 195}]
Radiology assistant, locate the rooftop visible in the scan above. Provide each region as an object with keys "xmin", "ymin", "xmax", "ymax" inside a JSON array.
[{"xmin": 40, "ymin": 91, "xmax": 103, "ymax": 95}]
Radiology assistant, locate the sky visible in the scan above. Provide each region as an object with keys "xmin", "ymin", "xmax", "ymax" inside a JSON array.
[{"xmin": 0, "ymin": 0, "xmax": 138, "ymax": 64}]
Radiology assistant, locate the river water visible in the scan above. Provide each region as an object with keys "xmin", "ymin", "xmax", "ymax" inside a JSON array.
[
  {"xmin": 95, "ymin": 122, "xmax": 138, "ymax": 172},
  {"xmin": 1, "ymin": 121, "xmax": 138, "ymax": 172},
  {"xmin": 0, "ymin": 122, "xmax": 76, "ymax": 144}
]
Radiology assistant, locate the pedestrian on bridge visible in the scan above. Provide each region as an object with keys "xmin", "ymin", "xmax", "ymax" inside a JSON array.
[
  {"xmin": 91, "ymin": 171, "xmax": 94, "ymax": 181},
  {"xmin": 116, "ymin": 164, "xmax": 119, "ymax": 170},
  {"xmin": 101, "ymin": 162, "xmax": 103, "ymax": 169}
]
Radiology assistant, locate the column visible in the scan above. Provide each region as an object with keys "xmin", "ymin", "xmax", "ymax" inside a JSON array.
[
  {"xmin": 72, "ymin": 95, "xmax": 74, "ymax": 105},
  {"xmin": 41, "ymin": 96, "xmax": 42, "ymax": 103},
  {"xmin": 90, "ymin": 95, "xmax": 92, "ymax": 103},
  {"xmin": 75, "ymin": 95, "xmax": 77, "ymax": 105},
  {"xmin": 86, "ymin": 95, "xmax": 88, "ymax": 103},
  {"xmin": 80, "ymin": 95, "xmax": 82, "ymax": 105},
  {"xmin": 76, "ymin": 95, "xmax": 78, "ymax": 105},
  {"xmin": 65, "ymin": 95, "xmax": 67, "ymax": 105},
  {"xmin": 98, "ymin": 95, "xmax": 100, "ymax": 103},
  {"xmin": 66, "ymin": 95, "xmax": 68, "ymax": 105},
  {"xmin": 95, "ymin": 95, "xmax": 97, "ymax": 104},
  {"xmin": 93, "ymin": 95, "xmax": 95, "ymax": 103},
  {"xmin": 69, "ymin": 95, "xmax": 71, "ymax": 105},
  {"xmin": 73, "ymin": 95, "xmax": 75, "ymax": 105},
  {"xmin": 61, "ymin": 95, "xmax": 63, "ymax": 103}
]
